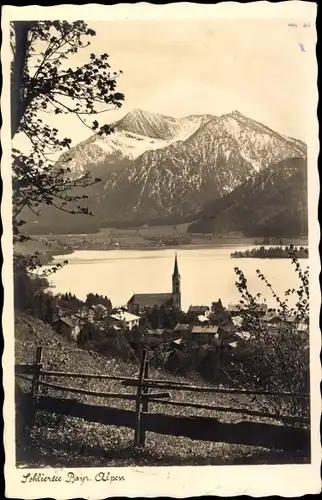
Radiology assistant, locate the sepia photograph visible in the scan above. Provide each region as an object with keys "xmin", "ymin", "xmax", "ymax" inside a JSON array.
[{"xmin": 1, "ymin": 2, "xmax": 320, "ymax": 498}]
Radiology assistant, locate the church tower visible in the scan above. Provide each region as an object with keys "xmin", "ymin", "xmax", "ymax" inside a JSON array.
[{"xmin": 172, "ymin": 253, "xmax": 181, "ymax": 310}]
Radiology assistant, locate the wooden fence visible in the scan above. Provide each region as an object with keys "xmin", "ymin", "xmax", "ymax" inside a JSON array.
[{"xmin": 15, "ymin": 347, "xmax": 310, "ymax": 452}]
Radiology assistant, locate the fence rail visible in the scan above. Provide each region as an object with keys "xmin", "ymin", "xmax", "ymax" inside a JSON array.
[
  {"xmin": 16, "ymin": 364, "xmax": 310, "ymax": 398},
  {"xmin": 15, "ymin": 346, "xmax": 310, "ymax": 453}
]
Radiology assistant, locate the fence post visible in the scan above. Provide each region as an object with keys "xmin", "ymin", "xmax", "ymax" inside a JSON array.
[
  {"xmin": 133, "ymin": 349, "xmax": 147, "ymax": 448},
  {"xmin": 31, "ymin": 346, "xmax": 43, "ymax": 424},
  {"xmin": 139, "ymin": 359, "xmax": 149, "ymax": 446}
]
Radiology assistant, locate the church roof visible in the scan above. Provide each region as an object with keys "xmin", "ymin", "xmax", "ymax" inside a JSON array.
[{"xmin": 128, "ymin": 293, "xmax": 173, "ymax": 309}]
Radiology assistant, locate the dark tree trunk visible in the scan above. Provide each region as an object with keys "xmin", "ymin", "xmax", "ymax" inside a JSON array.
[{"xmin": 11, "ymin": 22, "xmax": 32, "ymax": 139}]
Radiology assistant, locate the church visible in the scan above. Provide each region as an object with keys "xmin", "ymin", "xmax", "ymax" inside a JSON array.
[{"xmin": 127, "ymin": 253, "xmax": 181, "ymax": 314}]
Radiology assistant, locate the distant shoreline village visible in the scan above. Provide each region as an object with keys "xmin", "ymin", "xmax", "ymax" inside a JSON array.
[{"xmin": 47, "ymin": 252, "xmax": 308, "ymax": 349}]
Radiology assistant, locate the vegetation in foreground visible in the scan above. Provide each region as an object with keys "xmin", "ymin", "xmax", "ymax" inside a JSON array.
[{"xmin": 15, "ymin": 313, "xmax": 309, "ymax": 468}]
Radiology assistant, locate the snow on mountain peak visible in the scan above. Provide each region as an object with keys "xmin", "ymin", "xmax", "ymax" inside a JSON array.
[{"xmin": 60, "ymin": 107, "xmax": 306, "ymax": 210}]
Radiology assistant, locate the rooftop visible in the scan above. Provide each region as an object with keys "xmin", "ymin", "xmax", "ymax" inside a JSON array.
[
  {"xmin": 261, "ymin": 313, "xmax": 279, "ymax": 322},
  {"xmin": 172, "ymin": 338, "xmax": 184, "ymax": 345},
  {"xmin": 54, "ymin": 316, "xmax": 76, "ymax": 328},
  {"xmin": 110, "ymin": 311, "xmax": 140, "ymax": 322},
  {"xmin": 188, "ymin": 305, "xmax": 210, "ymax": 313},
  {"xmin": 228, "ymin": 303, "xmax": 267, "ymax": 313},
  {"xmin": 145, "ymin": 329, "xmax": 164, "ymax": 335},
  {"xmin": 192, "ymin": 325, "xmax": 219, "ymax": 334},
  {"xmin": 92, "ymin": 304, "xmax": 108, "ymax": 311},
  {"xmin": 173, "ymin": 323, "xmax": 190, "ymax": 331}
]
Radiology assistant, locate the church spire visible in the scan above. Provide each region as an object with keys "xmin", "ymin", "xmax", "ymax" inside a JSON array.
[
  {"xmin": 172, "ymin": 253, "xmax": 181, "ymax": 310},
  {"xmin": 173, "ymin": 252, "xmax": 179, "ymax": 276}
]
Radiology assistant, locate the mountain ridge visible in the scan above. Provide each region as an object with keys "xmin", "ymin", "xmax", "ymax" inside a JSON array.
[
  {"xmin": 188, "ymin": 156, "xmax": 308, "ymax": 237},
  {"xmin": 25, "ymin": 108, "xmax": 307, "ymax": 234}
]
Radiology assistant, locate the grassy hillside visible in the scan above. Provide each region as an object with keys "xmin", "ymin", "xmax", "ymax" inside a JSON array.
[{"xmin": 15, "ymin": 313, "xmax": 308, "ymax": 467}]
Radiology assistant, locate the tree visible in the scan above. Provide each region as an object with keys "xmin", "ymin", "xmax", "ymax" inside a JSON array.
[
  {"xmin": 150, "ymin": 305, "xmax": 161, "ymax": 330},
  {"xmin": 85, "ymin": 293, "xmax": 112, "ymax": 310},
  {"xmin": 57, "ymin": 292, "xmax": 84, "ymax": 313},
  {"xmin": 10, "ymin": 21, "xmax": 124, "ymax": 242},
  {"xmin": 232, "ymin": 250, "xmax": 309, "ymax": 425}
]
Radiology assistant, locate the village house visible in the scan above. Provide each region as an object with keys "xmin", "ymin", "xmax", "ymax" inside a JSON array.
[
  {"xmin": 173, "ymin": 323, "xmax": 191, "ymax": 338},
  {"xmin": 188, "ymin": 305, "xmax": 210, "ymax": 317},
  {"xmin": 109, "ymin": 311, "xmax": 140, "ymax": 330},
  {"xmin": 53, "ymin": 316, "xmax": 80, "ymax": 341},
  {"xmin": 75, "ymin": 307, "xmax": 94, "ymax": 323},
  {"xmin": 56, "ymin": 306, "xmax": 73, "ymax": 319},
  {"xmin": 261, "ymin": 311, "xmax": 279, "ymax": 327},
  {"xmin": 191, "ymin": 325, "xmax": 219, "ymax": 346},
  {"xmin": 92, "ymin": 303, "xmax": 109, "ymax": 321},
  {"xmin": 284, "ymin": 314, "xmax": 297, "ymax": 325},
  {"xmin": 227, "ymin": 303, "xmax": 247, "ymax": 316},
  {"xmin": 227, "ymin": 303, "xmax": 267, "ymax": 317}
]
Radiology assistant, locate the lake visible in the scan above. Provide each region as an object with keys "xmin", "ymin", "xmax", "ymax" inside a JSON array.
[{"xmin": 49, "ymin": 246, "xmax": 308, "ymax": 311}]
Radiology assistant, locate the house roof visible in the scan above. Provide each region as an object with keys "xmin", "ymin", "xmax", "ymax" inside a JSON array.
[
  {"xmin": 228, "ymin": 303, "xmax": 267, "ymax": 313},
  {"xmin": 192, "ymin": 325, "xmax": 219, "ymax": 334},
  {"xmin": 261, "ymin": 313, "xmax": 279, "ymax": 322},
  {"xmin": 145, "ymin": 329, "xmax": 164, "ymax": 335},
  {"xmin": 110, "ymin": 312, "xmax": 140, "ymax": 323},
  {"xmin": 285, "ymin": 315, "xmax": 297, "ymax": 323},
  {"xmin": 188, "ymin": 305, "xmax": 209, "ymax": 313},
  {"xmin": 172, "ymin": 338, "xmax": 184, "ymax": 345},
  {"xmin": 227, "ymin": 303, "xmax": 246, "ymax": 312},
  {"xmin": 57, "ymin": 307, "xmax": 73, "ymax": 316},
  {"xmin": 58, "ymin": 316, "xmax": 75, "ymax": 328},
  {"xmin": 93, "ymin": 304, "xmax": 108, "ymax": 311},
  {"xmin": 173, "ymin": 323, "xmax": 190, "ymax": 332},
  {"xmin": 128, "ymin": 293, "xmax": 173, "ymax": 309}
]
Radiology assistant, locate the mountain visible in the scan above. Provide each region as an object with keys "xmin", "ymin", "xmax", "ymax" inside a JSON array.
[
  {"xmin": 187, "ymin": 157, "xmax": 308, "ymax": 237},
  {"xmin": 25, "ymin": 108, "xmax": 307, "ymax": 232},
  {"xmin": 91, "ymin": 110, "xmax": 306, "ymax": 225},
  {"xmin": 59, "ymin": 109, "xmax": 213, "ymax": 177}
]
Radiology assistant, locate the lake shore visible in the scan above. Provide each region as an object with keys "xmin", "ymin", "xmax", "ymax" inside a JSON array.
[
  {"xmin": 231, "ymin": 246, "xmax": 309, "ymax": 260},
  {"xmin": 15, "ymin": 227, "xmax": 308, "ymax": 265},
  {"xmin": 26, "ymin": 241, "xmax": 310, "ymax": 265}
]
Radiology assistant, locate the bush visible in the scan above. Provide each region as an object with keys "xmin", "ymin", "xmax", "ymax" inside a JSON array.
[
  {"xmin": 232, "ymin": 253, "xmax": 310, "ymax": 424},
  {"xmin": 84, "ymin": 331, "xmax": 136, "ymax": 362}
]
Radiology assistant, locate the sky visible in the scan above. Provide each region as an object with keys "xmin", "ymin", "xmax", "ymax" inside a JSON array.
[{"xmin": 22, "ymin": 18, "xmax": 314, "ymax": 148}]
